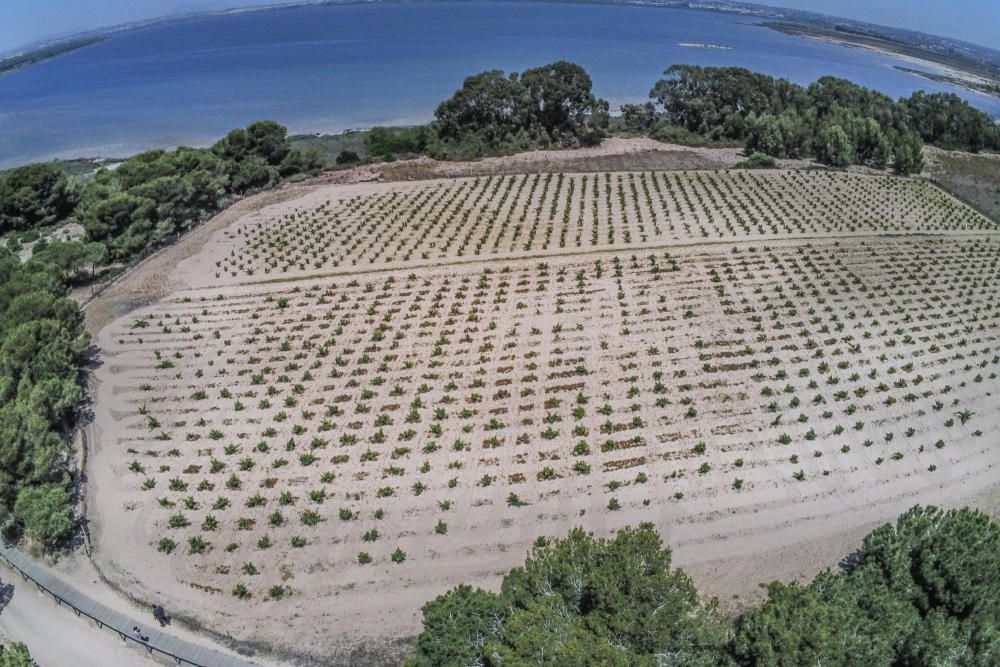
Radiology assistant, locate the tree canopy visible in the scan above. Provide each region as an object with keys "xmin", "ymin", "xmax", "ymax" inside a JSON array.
[
  {"xmin": 408, "ymin": 524, "xmax": 727, "ymax": 666},
  {"xmin": 0, "ymin": 163, "xmax": 76, "ymax": 235},
  {"xmin": 431, "ymin": 61, "xmax": 609, "ymax": 158},
  {"xmin": 635, "ymin": 65, "xmax": 999, "ymax": 174},
  {"xmin": 0, "ymin": 120, "xmax": 326, "ymax": 550},
  {"xmin": 75, "ymin": 120, "xmax": 323, "ymax": 262},
  {"xmin": 0, "ymin": 247, "xmax": 87, "ymax": 547},
  {"xmin": 410, "ymin": 506, "xmax": 1000, "ymax": 666}
]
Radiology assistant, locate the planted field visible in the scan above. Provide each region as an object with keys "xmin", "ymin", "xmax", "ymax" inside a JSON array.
[
  {"xmin": 89, "ymin": 169, "xmax": 1000, "ymax": 658},
  {"xmin": 187, "ymin": 170, "xmax": 991, "ymax": 287}
]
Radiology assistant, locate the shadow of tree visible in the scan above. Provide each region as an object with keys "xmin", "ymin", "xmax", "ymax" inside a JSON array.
[{"xmin": 0, "ymin": 582, "xmax": 15, "ymax": 615}]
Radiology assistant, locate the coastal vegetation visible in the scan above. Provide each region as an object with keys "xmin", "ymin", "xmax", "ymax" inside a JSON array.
[
  {"xmin": 4, "ymin": 63, "xmax": 997, "ymax": 257},
  {"xmin": 2, "ymin": 120, "xmax": 322, "ymax": 264},
  {"xmin": 323, "ymin": 62, "xmax": 1000, "ymax": 175},
  {"xmin": 623, "ymin": 65, "xmax": 1000, "ymax": 173},
  {"xmin": 365, "ymin": 61, "xmax": 609, "ymax": 160},
  {"xmin": 765, "ymin": 22, "xmax": 1000, "ymax": 98},
  {"xmin": 77, "ymin": 120, "xmax": 323, "ymax": 261},
  {"xmin": 0, "ymin": 163, "xmax": 76, "ymax": 235},
  {"xmin": 408, "ymin": 506, "xmax": 1000, "ymax": 665}
]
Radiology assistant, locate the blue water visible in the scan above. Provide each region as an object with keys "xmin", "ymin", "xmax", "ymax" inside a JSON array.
[{"xmin": 1, "ymin": 1, "xmax": 997, "ymax": 168}]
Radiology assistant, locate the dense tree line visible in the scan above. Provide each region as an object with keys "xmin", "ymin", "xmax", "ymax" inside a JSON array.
[
  {"xmin": 408, "ymin": 506, "xmax": 1000, "ymax": 665},
  {"xmin": 0, "ymin": 246, "xmax": 87, "ymax": 547},
  {"xmin": 625, "ymin": 65, "xmax": 1000, "ymax": 174},
  {"xmin": 78, "ymin": 120, "xmax": 323, "ymax": 261},
  {"xmin": 366, "ymin": 61, "xmax": 610, "ymax": 160},
  {"xmin": 902, "ymin": 91, "xmax": 1000, "ymax": 152},
  {"xmin": 0, "ymin": 163, "xmax": 76, "ymax": 236},
  {"xmin": 1, "ymin": 120, "xmax": 323, "ymax": 263}
]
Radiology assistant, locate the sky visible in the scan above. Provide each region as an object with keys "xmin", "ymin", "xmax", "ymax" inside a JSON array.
[{"xmin": 2, "ymin": 0, "xmax": 998, "ymax": 54}]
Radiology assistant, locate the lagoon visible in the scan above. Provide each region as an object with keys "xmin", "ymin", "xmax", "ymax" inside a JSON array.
[{"xmin": 1, "ymin": 0, "xmax": 997, "ymax": 168}]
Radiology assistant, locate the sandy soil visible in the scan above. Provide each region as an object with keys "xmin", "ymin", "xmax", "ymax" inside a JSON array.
[{"xmin": 80, "ymin": 139, "xmax": 1000, "ymax": 665}]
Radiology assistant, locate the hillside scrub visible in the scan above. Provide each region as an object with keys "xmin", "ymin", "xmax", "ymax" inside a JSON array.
[
  {"xmin": 408, "ymin": 506, "xmax": 1000, "ymax": 665},
  {"xmin": 735, "ymin": 152, "xmax": 777, "ymax": 169}
]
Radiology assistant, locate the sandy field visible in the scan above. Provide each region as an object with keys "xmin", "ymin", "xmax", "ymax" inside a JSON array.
[{"xmin": 82, "ymin": 141, "xmax": 1000, "ymax": 665}]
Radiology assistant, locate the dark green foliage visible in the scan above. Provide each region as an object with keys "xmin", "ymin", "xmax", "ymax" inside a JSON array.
[
  {"xmin": 364, "ymin": 126, "xmax": 434, "ymax": 159},
  {"xmin": 0, "ymin": 642, "xmax": 34, "ymax": 667},
  {"xmin": 745, "ymin": 110, "xmax": 812, "ymax": 158},
  {"xmin": 335, "ymin": 150, "xmax": 361, "ymax": 165},
  {"xmin": 620, "ymin": 102, "xmax": 657, "ymax": 132},
  {"xmin": 903, "ymin": 91, "xmax": 1000, "ymax": 152},
  {"xmin": 651, "ymin": 66, "xmax": 796, "ymax": 141},
  {"xmin": 892, "ymin": 131, "xmax": 926, "ymax": 175},
  {"xmin": 75, "ymin": 120, "xmax": 323, "ymax": 262},
  {"xmin": 12, "ymin": 483, "xmax": 73, "ymax": 548},
  {"xmin": 733, "ymin": 506, "xmax": 1000, "ymax": 665},
  {"xmin": 212, "ymin": 120, "xmax": 291, "ymax": 167},
  {"xmin": 649, "ymin": 65, "xmax": 989, "ymax": 173},
  {"xmin": 408, "ymin": 584, "xmax": 506, "ymax": 666},
  {"xmin": 408, "ymin": 524, "xmax": 727, "ymax": 666},
  {"xmin": 735, "ymin": 152, "xmax": 778, "ymax": 169},
  {"xmin": 816, "ymin": 124, "xmax": 855, "ymax": 168},
  {"xmin": 77, "ymin": 147, "xmax": 226, "ymax": 258},
  {"xmin": 411, "ymin": 507, "xmax": 1000, "ymax": 666},
  {"xmin": 0, "ymin": 163, "xmax": 76, "ymax": 235},
  {"xmin": 0, "ymin": 246, "xmax": 87, "ymax": 548},
  {"xmin": 229, "ymin": 156, "xmax": 279, "ymax": 194},
  {"xmin": 3, "ymin": 120, "xmax": 323, "ymax": 266},
  {"xmin": 30, "ymin": 240, "xmax": 107, "ymax": 283},
  {"xmin": 431, "ymin": 61, "xmax": 609, "ymax": 158}
]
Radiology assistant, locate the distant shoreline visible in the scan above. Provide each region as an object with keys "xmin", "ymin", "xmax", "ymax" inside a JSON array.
[
  {"xmin": 0, "ymin": 36, "xmax": 106, "ymax": 76},
  {"xmin": 5, "ymin": 0, "xmax": 998, "ymax": 80},
  {"xmin": 764, "ymin": 22, "xmax": 1000, "ymax": 102}
]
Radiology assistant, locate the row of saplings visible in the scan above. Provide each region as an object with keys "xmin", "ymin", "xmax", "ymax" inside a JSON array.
[{"xmin": 406, "ymin": 505, "xmax": 1000, "ymax": 666}]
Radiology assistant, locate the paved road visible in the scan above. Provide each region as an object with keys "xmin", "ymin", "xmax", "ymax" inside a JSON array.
[
  {"xmin": 0, "ymin": 542, "xmax": 258, "ymax": 667},
  {"xmin": 0, "ymin": 575, "xmax": 149, "ymax": 667}
]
